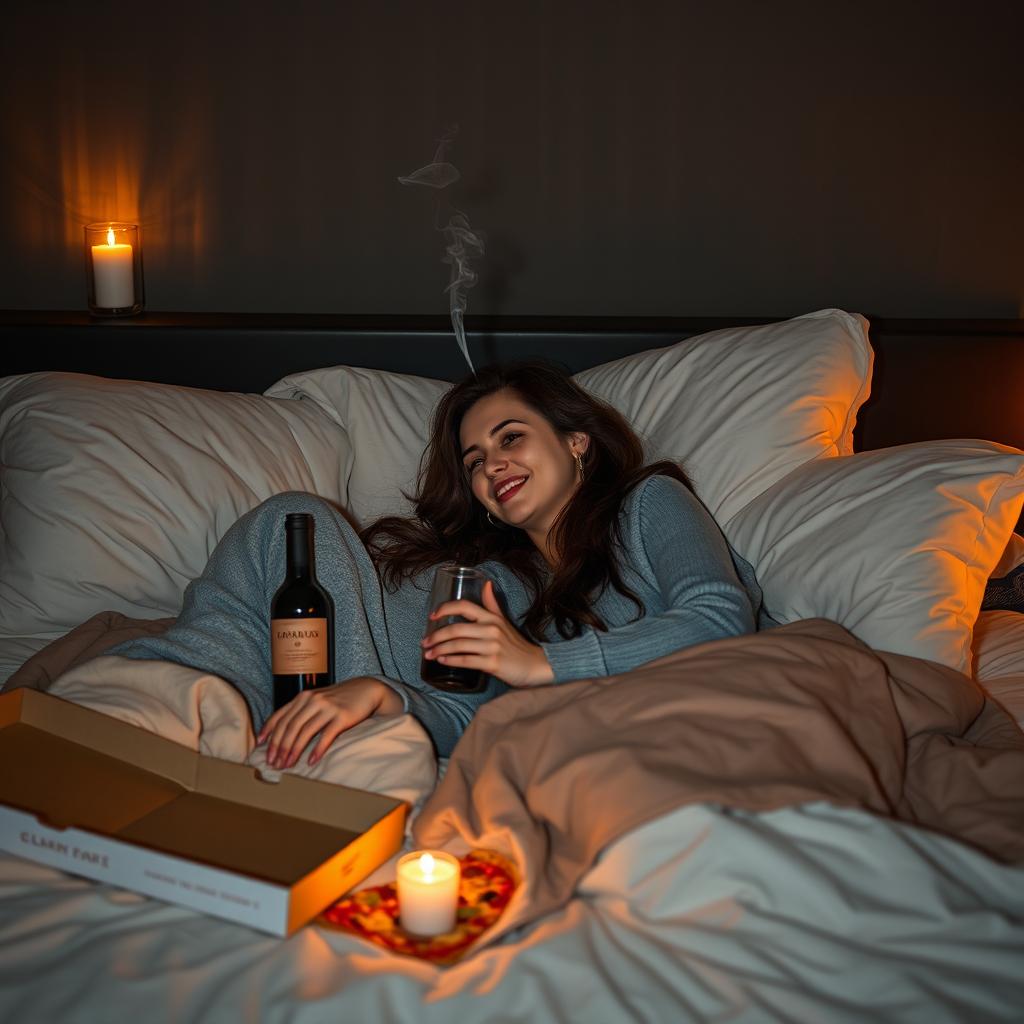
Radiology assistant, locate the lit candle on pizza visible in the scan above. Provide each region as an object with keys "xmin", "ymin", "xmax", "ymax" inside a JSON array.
[{"xmin": 396, "ymin": 850, "xmax": 460, "ymax": 935}]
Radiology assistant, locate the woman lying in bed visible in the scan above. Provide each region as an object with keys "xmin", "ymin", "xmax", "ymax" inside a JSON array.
[{"xmin": 112, "ymin": 361, "xmax": 761, "ymax": 764}]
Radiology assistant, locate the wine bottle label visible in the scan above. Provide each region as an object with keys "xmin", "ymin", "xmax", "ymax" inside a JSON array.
[{"xmin": 271, "ymin": 618, "xmax": 328, "ymax": 674}]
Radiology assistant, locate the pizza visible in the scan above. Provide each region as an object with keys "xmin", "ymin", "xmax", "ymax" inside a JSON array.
[{"xmin": 318, "ymin": 848, "xmax": 519, "ymax": 965}]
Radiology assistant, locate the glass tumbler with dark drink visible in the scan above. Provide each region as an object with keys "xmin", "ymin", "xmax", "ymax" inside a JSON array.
[{"xmin": 420, "ymin": 565, "xmax": 489, "ymax": 693}]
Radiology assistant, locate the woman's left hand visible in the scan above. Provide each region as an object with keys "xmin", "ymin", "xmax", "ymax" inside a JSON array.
[
  {"xmin": 421, "ymin": 579, "xmax": 555, "ymax": 688},
  {"xmin": 256, "ymin": 676, "xmax": 404, "ymax": 769}
]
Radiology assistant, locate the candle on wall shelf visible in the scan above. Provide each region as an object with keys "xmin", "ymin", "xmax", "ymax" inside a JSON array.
[
  {"xmin": 85, "ymin": 222, "xmax": 144, "ymax": 316},
  {"xmin": 396, "ymin": 850, "xmax": 460, "ymax": 935}
]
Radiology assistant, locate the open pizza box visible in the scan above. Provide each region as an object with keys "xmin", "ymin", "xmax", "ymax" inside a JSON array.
[{"xmin": 0, "ymin": 688, "xmax": 408, "ymax": 936}]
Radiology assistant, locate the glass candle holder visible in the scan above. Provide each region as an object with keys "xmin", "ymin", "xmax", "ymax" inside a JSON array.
[{"xmin": 84, "ymin": 222, "xmax": 144, "ymax": 316}]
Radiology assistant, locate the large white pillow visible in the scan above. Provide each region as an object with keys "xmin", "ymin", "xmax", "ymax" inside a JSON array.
[
  {"xmin": 726, "ymin": 440, "xmax": 1024, "ymax": 674},
  {"xmin": 267, "ymin": 365, "xmax": 450, "ymax": 527},
  {"xmin": 971, "ymin": 612, "xmax": 1024, "ymax": 731},
  {"xmin": 575, "ymin": 309, "xmax": 872, "ymax": 523},
  {"xmin": 972, "ymin": 533, "xmax": 1024, "ymax": 727},
  {"xmin": 0, "ymin": 372, "xmax": 351, "ymax": 637},
  {"xmin": 990, "ymin": 532, "xmax": 1024, "ymax": 578},
  {"xmin": 266, "ymin": 309, "xmax": 873, "ymax": 526},
  {"xmin": 973, "ymin": 612, "xmax": 1024, "ymax": 683}
]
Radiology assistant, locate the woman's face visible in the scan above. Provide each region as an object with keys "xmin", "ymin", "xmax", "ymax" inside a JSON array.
[{"xmin": 458, "ymin": 388, "xmax": 588, "ymax": 558}]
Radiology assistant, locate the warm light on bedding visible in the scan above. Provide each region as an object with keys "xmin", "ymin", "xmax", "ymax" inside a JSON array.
[{"xmin": 1, "ymin": 310, "xmax": 1023, "ymax": 1021}]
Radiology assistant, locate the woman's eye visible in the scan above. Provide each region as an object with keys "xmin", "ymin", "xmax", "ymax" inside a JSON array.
[{"xmin": 464, "ymin": 434, "xmax": 521, "ymax": 473}]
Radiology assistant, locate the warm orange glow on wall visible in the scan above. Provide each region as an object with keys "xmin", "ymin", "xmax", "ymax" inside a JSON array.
[
  {"xmin": 4, "ymin": 43, "xmax": 208, "ymax": 278},
  {"xmin": 60, "ymin": 125, "xmax": 140, "ymax": 247}
]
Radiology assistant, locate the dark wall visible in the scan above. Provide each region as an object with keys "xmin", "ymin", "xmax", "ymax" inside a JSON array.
[{"xmin": 2, "ymin": 1, "xmax": 1021, "ymax": 318}]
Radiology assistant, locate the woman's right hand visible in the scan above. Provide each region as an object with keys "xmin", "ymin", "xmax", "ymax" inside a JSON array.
[
  {"xmin": 421, "ymin": 579, "xmax": 555, "ymax": 687},
  {"xmin": 256, "ymin": 676, "xmax": 404, "ymax": 769}
]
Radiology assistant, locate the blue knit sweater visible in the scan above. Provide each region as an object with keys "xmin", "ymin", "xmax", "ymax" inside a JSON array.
[{"xmin": 112, "ymin": 476, "xmax": 760, "ymax": 756}]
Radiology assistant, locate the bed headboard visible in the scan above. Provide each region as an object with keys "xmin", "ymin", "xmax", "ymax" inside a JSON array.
[{"xmin": 2, "ymin": 311, "xmax": 1023, "ymax": 453}]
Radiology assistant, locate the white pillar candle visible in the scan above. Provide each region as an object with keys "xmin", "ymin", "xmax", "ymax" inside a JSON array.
[
  {"xmin": 91, "ymin": 227, "xmax": 135, "ymax": 308},
  {"xmin": 397, "ymin": 850, "xmax": 460, "ymax": 935}
]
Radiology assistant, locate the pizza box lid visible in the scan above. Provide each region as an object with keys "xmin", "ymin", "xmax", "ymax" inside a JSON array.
[{"xmin": 0, "ymin": 688, "xmax": 408, "ymax": 934}]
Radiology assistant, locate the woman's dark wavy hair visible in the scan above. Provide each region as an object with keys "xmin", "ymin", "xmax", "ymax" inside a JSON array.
[{"xmin": 359, "ymin": 360, "xmax": 690, "ymax": 642}]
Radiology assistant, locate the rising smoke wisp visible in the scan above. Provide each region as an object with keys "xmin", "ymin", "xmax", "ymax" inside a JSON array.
[{"xmin": 398, "ymin": 126, "xmax": 483, "ymax": 374}]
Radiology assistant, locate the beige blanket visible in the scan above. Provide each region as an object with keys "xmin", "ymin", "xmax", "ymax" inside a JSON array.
[
  {"xmin": 4, "ymin": 612, "xmax": 438, "ymax": 811},
  {"xmin": 414, "ymin": 618, "xmax": 1024, "ymax": 945}
]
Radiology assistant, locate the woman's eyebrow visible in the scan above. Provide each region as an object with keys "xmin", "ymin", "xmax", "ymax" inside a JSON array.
[{"xmin": 461, "ymin": 419, "xmax": 528, "ymax": 459}]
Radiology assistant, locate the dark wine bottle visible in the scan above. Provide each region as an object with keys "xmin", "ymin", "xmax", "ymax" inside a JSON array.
[{"xmin": 271, "ymin": 513, "xmax": 335, "ymax": 710}]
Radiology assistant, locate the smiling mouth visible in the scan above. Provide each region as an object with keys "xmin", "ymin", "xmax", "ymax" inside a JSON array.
[{"xmin": 496, "ymin": 477, "xmax": 527, "ymax": 503}]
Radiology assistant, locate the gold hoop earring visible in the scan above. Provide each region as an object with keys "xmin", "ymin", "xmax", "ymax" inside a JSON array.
[
  {"xmin": 574, "ymin": 450, "xmax": 585, "ymax": 482},
  {"xmin": 487, "ymin": 511, "xmax": 511, "ymax": 530}
]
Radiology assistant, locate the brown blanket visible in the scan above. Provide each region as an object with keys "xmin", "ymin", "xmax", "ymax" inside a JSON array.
[
  {"xmin": 4, "ymin": 611, "xmax": 174, "ymax": 693},
  {"xmin": 414, "ymin": 618, "xmax": 1024, "ymax": 941}
]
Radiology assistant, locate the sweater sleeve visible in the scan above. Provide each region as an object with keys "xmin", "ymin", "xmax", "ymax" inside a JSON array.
[
  {"xmin": 540, "ymin": 476, "xmax": 756, "ymax": 682},
  {"xmin": 367, "ymin": 674, "xmax": 509, "ymax": 758}
]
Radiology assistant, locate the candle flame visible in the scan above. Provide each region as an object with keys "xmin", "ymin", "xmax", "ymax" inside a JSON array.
[
  {"xmin": 106, "ymin": 227, "xmax": 115, "ymax": 247},
  {"xmin": 419, "ymin": 852, "xmax": 436, "ymax": 876}
]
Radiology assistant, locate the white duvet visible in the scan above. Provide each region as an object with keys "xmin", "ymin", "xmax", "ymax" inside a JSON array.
[{"xmin": 0, "ymin": 658, "xmax": 1022, "ymax": 1023}]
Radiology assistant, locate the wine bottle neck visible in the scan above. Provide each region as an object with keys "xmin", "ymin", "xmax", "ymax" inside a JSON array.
[{"xmin": 285, "ymin": 521, "xmax": 315, "ymax": 580}]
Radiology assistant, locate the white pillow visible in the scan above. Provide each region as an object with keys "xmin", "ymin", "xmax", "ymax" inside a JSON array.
[
  {"xmin": 991, "ymin": 532, "xmax": 1024, "ymax": 578},
  {"xmin": 267, "ymin": 365, "xmax": 450, "ymax": 527},
  {"xmin": 971, "ymin": 613, "xmax": 1024, "ymax": 730},
  {"xmin": 973, "ymin": 611, "xmax": 1024, "ymax": 682},
  {"xmin": 266, "ymin": 309, "xmax": 873, "ymax": 526},
  {"xmin": 575, "ymin": 309, "xmax": 872, "ymax": 523},
  {"xmin": 726, "ymin": 440, "xmax": 1024, "ymax": 674},
  {"xmin": 972, "ymin": 533, "xmax": 1024, "ymax": 725},
  {"xmin": 0, "ymin": 372, "xmax": 351, "ymax": 637}
]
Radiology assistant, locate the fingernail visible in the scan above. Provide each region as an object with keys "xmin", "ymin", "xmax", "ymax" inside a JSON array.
[{"xmin": 424, "ymin": 650, "xmax": 434, "ymax": 659}]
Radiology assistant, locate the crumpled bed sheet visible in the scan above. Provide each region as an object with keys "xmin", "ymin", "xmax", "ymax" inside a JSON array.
[
  {"xmin": 0, "ymin": 801, "xmax": 1021, "ymax": 1023},
  {"xmin": 0, "ymin": 620, "xmax": 1022, "ymax": 1022}
]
